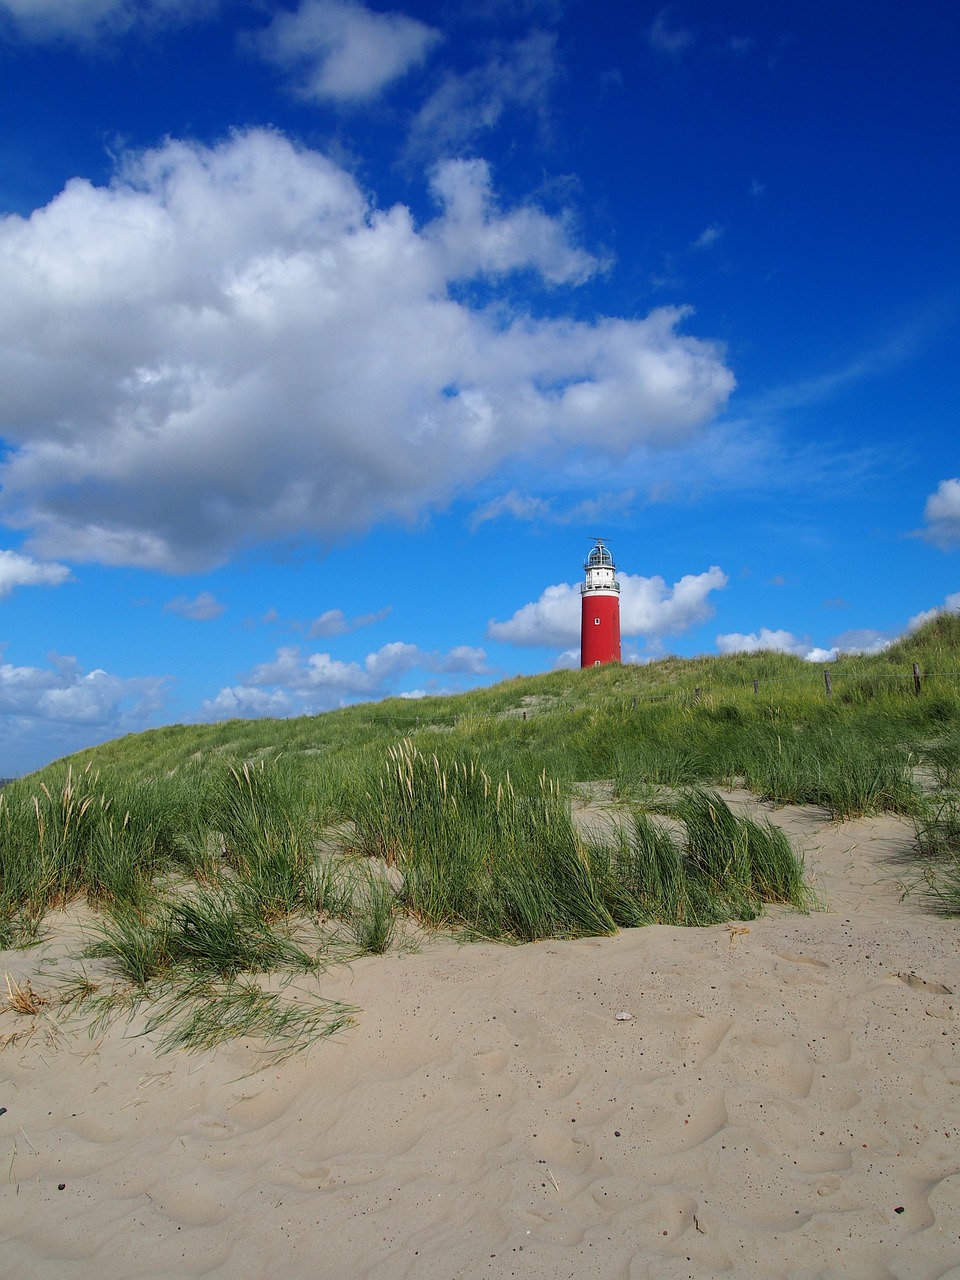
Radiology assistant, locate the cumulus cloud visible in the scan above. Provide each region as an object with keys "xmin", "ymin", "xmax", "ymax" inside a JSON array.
[
  {"xmin": 714, "ymin": 626, "xmax": 896, "ymax": 662},
  {"xmin": 921, "ymin": 478, "xmax": 960, "ymax": 549},
  {"xmin": 0, "ymin": 548, "xmax": 71, "ymax": 598},
  {"xmin": 487, "ymin": 567, "xmax": 728, "ymax": 648},
  {"xmin": 163, "ymin": 590, "xmax": 225, "ymax": 620},
  {"xmin": 253, "ymin": 0, "xmax": 441, "ymax": 103},
  {"xmin": 426, "ymin": 158, "xmax": 601, "ymax": 285},
  {"xmin": 717, "ymin": 602, "xmax": 960, "ymax": 665},
  {"xmin": 200, "ymin": 638, "xmax": 490, "ymax": 720},
  {"xmin": 0, "ymin": 652, "xmax": 167, "ymax": 724},
  {"xmin": 0, "ymin": 651, "xmax": 169, "ymax": 774},
  {"xmin": 907, "ymin": 591, "xmax": 960, "ymax": 632},
  {"xmin": 715, "ymin": 628, "xmax": 830, "ymax": 661},
  {"xmin": 0, "ymin": 129, "xmax": 734, "ymax": 573},
  {"xmin": 0, "ymin": 0, "xmax": 211, "ymax": 42}
]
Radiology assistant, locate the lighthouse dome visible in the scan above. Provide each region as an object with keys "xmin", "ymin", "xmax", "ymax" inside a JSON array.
[{"xmin": 586, "ymin": 543, "xmax": 614, "ymax": 569}]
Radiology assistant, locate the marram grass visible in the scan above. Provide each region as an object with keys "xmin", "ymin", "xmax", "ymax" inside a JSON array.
[
  {"xmin": 4, "ymin": 614, "xmax": 959, "ymax": 1052},
  {"xmin": 354, "ymin": 742, "xmax": 810, "ymax": 940}
]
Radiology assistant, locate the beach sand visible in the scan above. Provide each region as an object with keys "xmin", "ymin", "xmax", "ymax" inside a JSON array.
[{"xmin": 2, "ymin": 795, "xmax": 959, "ymax": 1279}]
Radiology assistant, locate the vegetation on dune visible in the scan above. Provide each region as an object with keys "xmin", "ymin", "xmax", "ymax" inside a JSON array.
[{"xmin": 2, "ymin": 613, "xmax": 960, "ymax": 1056}]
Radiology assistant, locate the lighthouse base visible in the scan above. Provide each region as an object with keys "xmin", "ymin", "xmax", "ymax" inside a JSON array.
[{"xmin": 580, "ymin": 592, "xmax": 621, "ymax": 667}]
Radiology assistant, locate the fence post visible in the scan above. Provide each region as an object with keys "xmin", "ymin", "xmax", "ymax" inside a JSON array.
[
  {"xmin": 823, "ymin": 668, "xmax": 832, "ymax": 698},
  {"xmin": 753, "ymin": 680, "xmax": 759, "ymax": 697},
  {"xmin": 913, "ymin": 662, "xmax": 922, "ymax": 697},
  {"xmin": 633, "ymin": 695, "xmax": 637, "ymax": 710},
  {"xmin": 694, "ymin": 687, "xmax": 702, "ymax": 704}
]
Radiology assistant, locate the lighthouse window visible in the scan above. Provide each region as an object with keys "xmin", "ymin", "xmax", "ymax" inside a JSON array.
[{"xmin": 594, "ymin": 617, "xmax": 600, "ymax": 625}]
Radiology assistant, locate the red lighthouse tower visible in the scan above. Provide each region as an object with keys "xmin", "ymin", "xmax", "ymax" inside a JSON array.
[{"xmin": 580, "ymin": 538, "xmax": 621, "ymax": 667}]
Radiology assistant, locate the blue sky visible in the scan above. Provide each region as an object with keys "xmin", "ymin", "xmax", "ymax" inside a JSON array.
[{"xmin": 0, "ymin": 0, "xmax": 958, "ymax": 775}]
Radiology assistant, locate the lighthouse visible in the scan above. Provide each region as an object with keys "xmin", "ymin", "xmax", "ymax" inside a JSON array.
[{"xmin": 580, "ymin": 538, "xmax": 621, "ymax": 667}]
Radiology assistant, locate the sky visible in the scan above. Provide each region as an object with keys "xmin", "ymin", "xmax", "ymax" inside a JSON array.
[{"xmin": 0, "ymin": 0, "xmax": 958, "ymax": 775}]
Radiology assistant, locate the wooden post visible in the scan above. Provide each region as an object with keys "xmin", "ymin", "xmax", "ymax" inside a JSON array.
[
  {"xmin": 694, "ymin": 687, "xmax": 702, "ymax": 704},
  {"xmin": 913, "ymin": 662, "xmax": 922, "ymax": 697},
  {"xmin": 753, "ymin": 680, "xmax": 759, "ymax": 697},
  {"xmin": 823, "ymin": 668, "xmax": 832, "ymax": 698},
  {"xmin": 633, "ymin": 695, "xmax": 637, "ymax": 710}
]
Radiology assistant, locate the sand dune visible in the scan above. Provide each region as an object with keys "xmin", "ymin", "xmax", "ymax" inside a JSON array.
[{"xmin": 3, "ymin": 797, "xmax": 959, "ymax": 1279}]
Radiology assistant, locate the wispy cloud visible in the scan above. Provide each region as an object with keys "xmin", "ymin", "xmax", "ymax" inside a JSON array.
[
  {"xmin": 407, "ymin": 30, "xmax": 558, "ymax": 158},
  {"xmin": 308, "ymin": 605, "xmax": 392, "ymax": 637},
  {"xmin": 469, "ymin": 487, "xmax": 635, "ymax": 531},
  {"xmin": 647, "ymin": 7, "xmax": 694, "ymax": 56},
  {"xmin": 163, "ymin": 590, "xmax": 225, "ymax": 621},
  {"xmin": 0, "ymin": 0, "xmax": 217, "ymax": 44},
  {"xmin": 692, "ymin": 223, "xmax": 724, "ymax": 250}
]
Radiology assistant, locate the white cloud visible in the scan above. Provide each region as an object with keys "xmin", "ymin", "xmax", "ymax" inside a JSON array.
[
  {"xmin": 163, "ymin": 590, "xmax": 225, "ymax": 621},
  {"xmin": 426, "ymin": 158, "xmax": 602, "ymax": 285},
  {"xmin": 0, "ymin": 130, "xmax": 734, "ymax": 574},
  {"xmin": 721, "ymin": 627, "xmax": 829, "ymax": 660},
  {"xmin": 0, "ymin": 548, "xmax": 71, "ymax": 598},
  {"xmin": 830, "ymin": 628, "xmax": 893, "ymax": 655},
  {"xmin": 253, "ymin": 0, "xmax": 440, "ymax": 103},
  {"xmin": 200, "ymin": 638, "xmax": 490, "ymax": 720},
  {"xmin": 716, "ymin": 606, "xmax": 960, "ymax": 664},
  {"xmin": 308, "ymin": 608, "xmax": 351, "ymax": 637},
  {"xmin": 714, "ymin": 627, "xmax": 893, "ymax": 662},
  {"xmin": 907, "ymin": 591, "xmax": 960, "ymax": 632},
  {"xmin": 198, "ymin": 685, "xmax": 294, "ymax": 720},
  {"xmin": 921, "ymin": 478, "xmax": 960, "ymax": 549},
  {"xmin": 435, "ymin": 644, "xmax": 490, "ymax": 674},
  {"xmin": 407, "ymin": 30, "xmax": 558, "ymax": 157},
  {"xmin": 0, "ymin": 652, "xmax": 167, "ymax": 724},
  {"xmin": 488, "ymin": 566, "xmax": 728, "ymax": 648},
  {"xmin": 0, "ymin": 0, "xmax": 211, "ymax": 42}
]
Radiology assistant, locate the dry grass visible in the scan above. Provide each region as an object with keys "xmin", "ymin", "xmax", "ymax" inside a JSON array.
[{"xmin": 4, "ymin": 972, "xmax": 49, "ymax": 1016}]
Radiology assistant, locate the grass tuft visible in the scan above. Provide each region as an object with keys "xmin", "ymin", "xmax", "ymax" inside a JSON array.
[{"xmin": 142, "ymin": 978, "xmax": 355, "ymax": 1064}]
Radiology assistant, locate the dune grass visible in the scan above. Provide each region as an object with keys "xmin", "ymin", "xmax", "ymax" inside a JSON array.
[
  {"xmin": 354, "ymin": 742, "xmax": 810, "ymax": 940},
  {"xmin": 2, "ymin": 614, "xmax": 959, "ymax": 1051}
]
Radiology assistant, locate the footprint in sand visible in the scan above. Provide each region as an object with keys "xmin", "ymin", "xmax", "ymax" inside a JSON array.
[{"xmin": 894, "ymin": 972, "xmax": 953, "ymax": 995}]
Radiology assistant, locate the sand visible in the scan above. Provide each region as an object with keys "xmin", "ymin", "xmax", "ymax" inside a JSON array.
[{"xmin": 2, "ymin": 795, "xmax": 959, "ymax": 1279}]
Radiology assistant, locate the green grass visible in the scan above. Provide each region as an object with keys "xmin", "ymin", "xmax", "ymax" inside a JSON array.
[{"xmin": 2, "ymin": 612, "xmax": 958, "ymax": 1052}]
